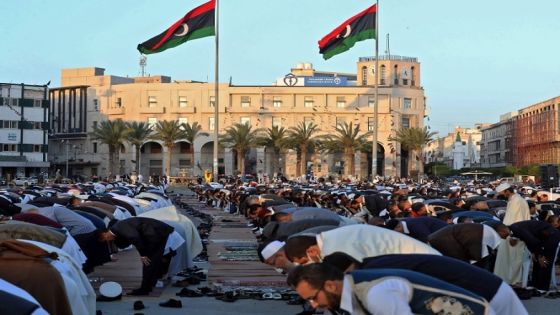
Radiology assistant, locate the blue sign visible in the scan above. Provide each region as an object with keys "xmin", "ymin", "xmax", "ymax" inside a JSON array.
[{"xmin": 304, "ymin": 76, "xmax": 347, "ymax": 86}]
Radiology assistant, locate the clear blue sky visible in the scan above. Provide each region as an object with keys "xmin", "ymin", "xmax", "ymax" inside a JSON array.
[{"xmin": 1, "ymin": 0, "xmax": 559, "ymax": 135}]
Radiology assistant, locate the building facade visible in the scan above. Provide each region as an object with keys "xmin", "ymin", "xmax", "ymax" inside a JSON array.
[
  {"xmin": 424, "ymin": 124, "xmax": 487, "ymax": 169},
  {"xmin": 0, "ymin": 83, "xmax": 50, "ymax": 180},
  {"xmin": 480, "ymin": 113, "xmax": 516, "ymax": 168},
  {"xmin": 49, "ymin": 56, "xmax": 426, "ymax": 180}
]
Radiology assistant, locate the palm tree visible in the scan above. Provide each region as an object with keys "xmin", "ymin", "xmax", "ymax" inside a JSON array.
[
  {"xmin": 322, "ymin": 122, "xmax": 372, "ymax": 176},
  {"xmin": 388, "ymin": 126, "xmax": 437, "ymax": 177},
  {"xmin": 182, "ymin": 122, "xmax": 209, "ymax": 171},
  {"xmin": 90, "ymin": 119, "xmax": 130, "ymax": 178},
  {"xmin": 219, "ymin": 123, "xmax": 262, "ymax": 176},
  {"xmin": 287, "ymin": 122, "xmax": 320, "ymax": 177},
  {"xmin": 257, "ymin": 125, "xmax": 289, "ymax": 175},
  {"xmin": 152, "ymin": 120, "xmax": 187, "ymax": 177},
  {"xmin": 126, "ymin": 121, "xmax": 153, "ymax": 174}
]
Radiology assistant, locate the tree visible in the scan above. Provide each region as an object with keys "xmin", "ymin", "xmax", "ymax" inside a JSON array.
[
  {"xmin": 90, "ymin": 119, "xmax": 130, "ymax": 178},
  {"xmin": 219, "ymin": 123, "xmax": 262, "ymax": 176},
  {"xmin": 181, "ymin": 122, "xmax": 209, "ymax": 171},
  {"xmin": 388, "ymin": 126, "xmax": 437, "ymax": 177},
  {"xmin": 322, "ymin": 122, "xmax": 372, "ymax": 177},
  {"xmin": 287, "ymin": 122, "xmax": 320, "ymax": 177},
  {"xmin": 126, "ymin": 121, "xmax": 153, "ymax": 175},
  {"xmin": 257, "ymin": 125, "xmax": 290, "ymax": 175},
  {"xmin": 152, "ymin": 120, "xmax": 187, "ymax": 177}
]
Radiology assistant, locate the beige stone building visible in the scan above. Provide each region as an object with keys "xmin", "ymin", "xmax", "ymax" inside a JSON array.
[{"xmin": 48, "ymin": 56, "xmax": 426, "ymax": 180}]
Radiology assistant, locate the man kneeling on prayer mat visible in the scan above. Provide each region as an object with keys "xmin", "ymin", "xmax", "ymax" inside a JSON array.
[{"xmin": 98, "ymin": 217, "xmax": 185, "ymax": 295}]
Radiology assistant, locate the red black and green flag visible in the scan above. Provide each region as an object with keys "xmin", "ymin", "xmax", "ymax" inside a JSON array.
[
  {"xmin": 137, "ymin": 0, "xmax": 215, "ymax": 55},
  {"xmin": 318, "ymin": 4, "xmax": 376, "ymax": 60}
]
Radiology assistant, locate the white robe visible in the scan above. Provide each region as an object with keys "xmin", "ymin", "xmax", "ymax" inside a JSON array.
[
  {"xmin": 494, "ymin": 193, "xmax": 531, "ymax": 285},
  {"xmin": 19, "ymin": 240, "xmax": 96, "ymax": 315},
  {"xmin": 317, "ymin": 225, "xmax": 441, "ymax": 262}
]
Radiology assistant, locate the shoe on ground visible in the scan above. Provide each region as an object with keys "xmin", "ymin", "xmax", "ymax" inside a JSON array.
[
  {"xmin": 133, "ymin": 300, "xmax": 145, "ymax": 310},
  {"xmin": 176, "ymin": 288, "xmax": 204, "ymax": 297},
  {"xmin": 159, "ymin": 299, "xmax": 183, "ymax": 308}
]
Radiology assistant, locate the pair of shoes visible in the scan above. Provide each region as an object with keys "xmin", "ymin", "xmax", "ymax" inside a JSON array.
[
  {"xmin": 133, "ymin": 301, "xmax": 145, "ymax": 310},
  {"xmin": 513, "ymin": 288, "xmax": 532, "ymax": 300},
  {"xmin": 215, "ymin": 291, "xmax": 238, "ymax": 302},
  {"xmin": 128, "ymin": 288, "xmax": 151, "ymax": 296},
  {"xmin": 176, "ymin": 288, "xmax": 204, "ymax": 297},
  {"xmin": 159, "ymin": 299, "xmax": 182, "ymax": 308}
]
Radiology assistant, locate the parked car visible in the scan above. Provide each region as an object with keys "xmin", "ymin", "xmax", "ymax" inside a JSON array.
[{"xmin": 13, "ymin": 177, "xmax": 37, "ymax": 186}]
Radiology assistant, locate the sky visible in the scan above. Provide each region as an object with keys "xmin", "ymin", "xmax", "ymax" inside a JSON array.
[{"xmin": 1, "ymin": 0, "xmax": 559, "ymax": 135}]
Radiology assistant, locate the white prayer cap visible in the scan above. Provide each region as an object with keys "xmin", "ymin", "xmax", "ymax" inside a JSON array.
[
  {"xmin": 99, "ymin": 281, "xmax": 122, "ymax": 299},
  {"xmin": 495, "ymin": 183, "xmax": 511, "ymax": 193},
  {"xmin": 261, "ymin": 240, "xmax": 285, "ymax": 260}
]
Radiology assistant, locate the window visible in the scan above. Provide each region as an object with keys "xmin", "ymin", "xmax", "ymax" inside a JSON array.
[
  {"xmin": 33, "ymin": 145, "xmax": 42, "ymax": 153},
  {"xmin": 148, "ymin": 96, "xmax": 157, "ymax": 107},
  {"xmin": 178, "ymin": 117, "xmax": 188, "ymax": 130},
  {"xmin": 3, "ymin": 144, "xmax": 17, "ymax": 152},
  {"xmin": 240, "ymin": 117, "xmax": 250, "ymax": 125},
  {"xmin": 3, "ymin": 121, "xmax": 17, "ymax": 129},
  {"xmin": 273, "ymin": 96, "xmax": 282, "ymax": 108},
  {"xmin": 91, "ymin": 167, "xmax": 98, "ymax": 176},
  {"xmin": 304, "ymin": 96, "xmax": 314, "ymax": 108},
  {"xmin": 411, "ymin": 66, "xmax": 416, "ymax": 86},
  {"xmin": 179, "ymin": 142, "xmax": 190, "ymax": 153},
  {"xmin": 150, "ymin": 144, "xmax": 162, "ymax": 154},
  {"xmin": 116, "ymin": 97, "xmax": 122, "ymax": 108},
  {"xmin": 404, "ymin": 98, "xmax": 411, "ymax": 109},
  {"xmin": 209, "ymin": 96, "xmax": 216, "ymax": 107},
  {"xmin": 93, "ymin": 142, "xmax": 98, "ymax": 153},
  {"xmin": 150, "ymin": 160, "xmax": 162, "ymax": 166},
  {"xmin": 393, "ymin": 65, "xmax": 399, "ymax": 85},
  {"xmin": 336, "ymin": 96, "xmax": 346, "ymax": 108},
  {"xmin": 179, "ymin": 159, "xmax": 191, "ymax": 167},
  {"xmin": 380, "ymin": 65, "xmax": 386, "ymax": 85},
  {"xmin": 209, "ymin": 117, "xmax": 215, "ymax": 131},
  {"xmin": 92, "ymin": 121, "xmax": 98, "ymax": 130},
  {"xmin": 93, "ymin": 99, "xmax": 99, "ymax": 111},
  {"xmin": 368, "ymin": 96, "xmax": 375, "ymax": 108},
  {"xmin": 401, "ymin": 117, "xmax": 410, "ymax": 129},
  {"xmin": 361, "ymin": 66, "xmax": 368, "ymax": 85},
  {"xmin": 148, "ymin": 117, "xmax": 157, "ymax": 127},
  {"xmin": 178, "ymin": 96, "xmax": 188, "ymax": 108},
  {"xmin": 33, "ymin": 122, "xmax": 42, "ymax": 129},
  {"xmin": 304, "ymin": 116, "xmax": 314, "ymax": 128},
  {"xmin": 33, "ymin": 99, "xmax": 42, "ymax": 107},
  {"xmin": 336, "ymin": 116, "xmax": 346, "ymax": 128},
  {"xmin": 241, "ymin": 96, "xmax": 251, "ymax": 107},
  {"xmin": 368, "ymin": 117, "xmax": 375, "ymax": 131},
  {"xmin": 402, "ymin": 68, "xmax": 409, "ymax": 85},
  {"xmin": 272, "ymin": 116, "xmax": 281, "ymax": 128}
]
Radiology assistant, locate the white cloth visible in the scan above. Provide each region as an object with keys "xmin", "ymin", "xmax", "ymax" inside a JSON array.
[
  {"xmin": 164, "ymin": 231, "xmax": 185, "ymax": 255},
  {"xmin": 0, "ymin": 279, "xmax": 49, "ymax": 315},
  {"xmin": 489, "ymin": 282, "xmax": 529, "ymax": 315},
  {"xmin": 481, "ymin": 225, "xmax": 502, "ymax": 259},
  {"xmin": 61, "ymin": 230, "xmax": 87, "ymax": 266},
  {"xmin": 19, "ymin": 240, "xmax": 96, "ymax": 315},
  {"xmin": 317, "ymin": 225, "xmax": 441, "ymax": 262},
  {"xmin": 503, "ymin": 193, "xmax": 530, "ymax": 225},
  {"xmin": 495, "ymin": 193, "xmax": 531, "ymax": 285}
]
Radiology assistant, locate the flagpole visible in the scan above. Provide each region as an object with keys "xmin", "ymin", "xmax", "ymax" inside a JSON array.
[
  {"xmin": 213, "ymin": 0, "xmax": 220, "ymax": 181},
  {"xmin": 372, "ymin": 0, "xmax": 379, "ymax": 179}
]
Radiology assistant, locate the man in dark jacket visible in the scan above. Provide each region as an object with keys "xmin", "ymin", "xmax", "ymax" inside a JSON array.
[
  {"xmin": 98, "ymin": 217, "xmax": 174, "ymax": 295},
  {"xmin": 494, "ymin": 220, "xmax": 560, "ymax": 292},
  {"xmin": 385, "ymin": 217, "xmax": 447, "ymax": 243},
  {"xmin": 428, "ymin": 222, "xmax": 502, "ymax": 270}
]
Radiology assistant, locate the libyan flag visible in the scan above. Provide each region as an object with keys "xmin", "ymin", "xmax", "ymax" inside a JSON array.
[
  {"xmin": 137, "ymin": 0, "xmax": 215, "ymax": 55},
  {"xmin": 318, "ymin": 4, "xmax": 376, "ymax": 60}
]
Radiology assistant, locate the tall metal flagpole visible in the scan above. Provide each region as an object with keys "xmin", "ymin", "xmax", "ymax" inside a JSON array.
[
  {"xmin": 372, "ymin": 0, "xmax": 380, "ymax": 179},
  {"xmin": 213, "ymin": 0, "xmax": 220, "ymax": 181}
]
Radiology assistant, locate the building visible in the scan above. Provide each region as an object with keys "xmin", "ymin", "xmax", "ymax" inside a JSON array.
[
  {"xmin": 511, "ymin": 96, "xmax": 560, "ymax": 167},
  {"xmin": 0, "ymin": 83, "xmax": 50, "ymax": 180},
  {"xmin": 49, "ymin": 55, "xmax": 426, "ymax": 180},
  {"xmin": 479, "ymin": 113, "xmax": 516, "ymax": 168},
  {"xmin": 424, "ymin": 124, "xmax": 488, "ymax": 169}
]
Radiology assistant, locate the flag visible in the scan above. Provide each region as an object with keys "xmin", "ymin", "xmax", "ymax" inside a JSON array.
[
  {"xmin": 318, "ymin": 4, "xmax": 376, "ymax": 60},
  {"xmin": 137, "ymin": 0, "xmax": 215, "ymax": 55}
]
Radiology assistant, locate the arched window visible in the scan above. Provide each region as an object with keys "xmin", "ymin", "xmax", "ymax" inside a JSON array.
[
  {"xmin": 380, "ymin": 65, "xmax": 386, "ymax": 85},
  {"xmin": 393, "ymin": 65, "xmax": 399, "ymax": 85},
  {"xmin": 411, "ymin": 66, "xmax": 416, "ymax": 86},
  {"xmin": 361, "ymin": 66, "xmax": 368, "ymax": 86}
]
